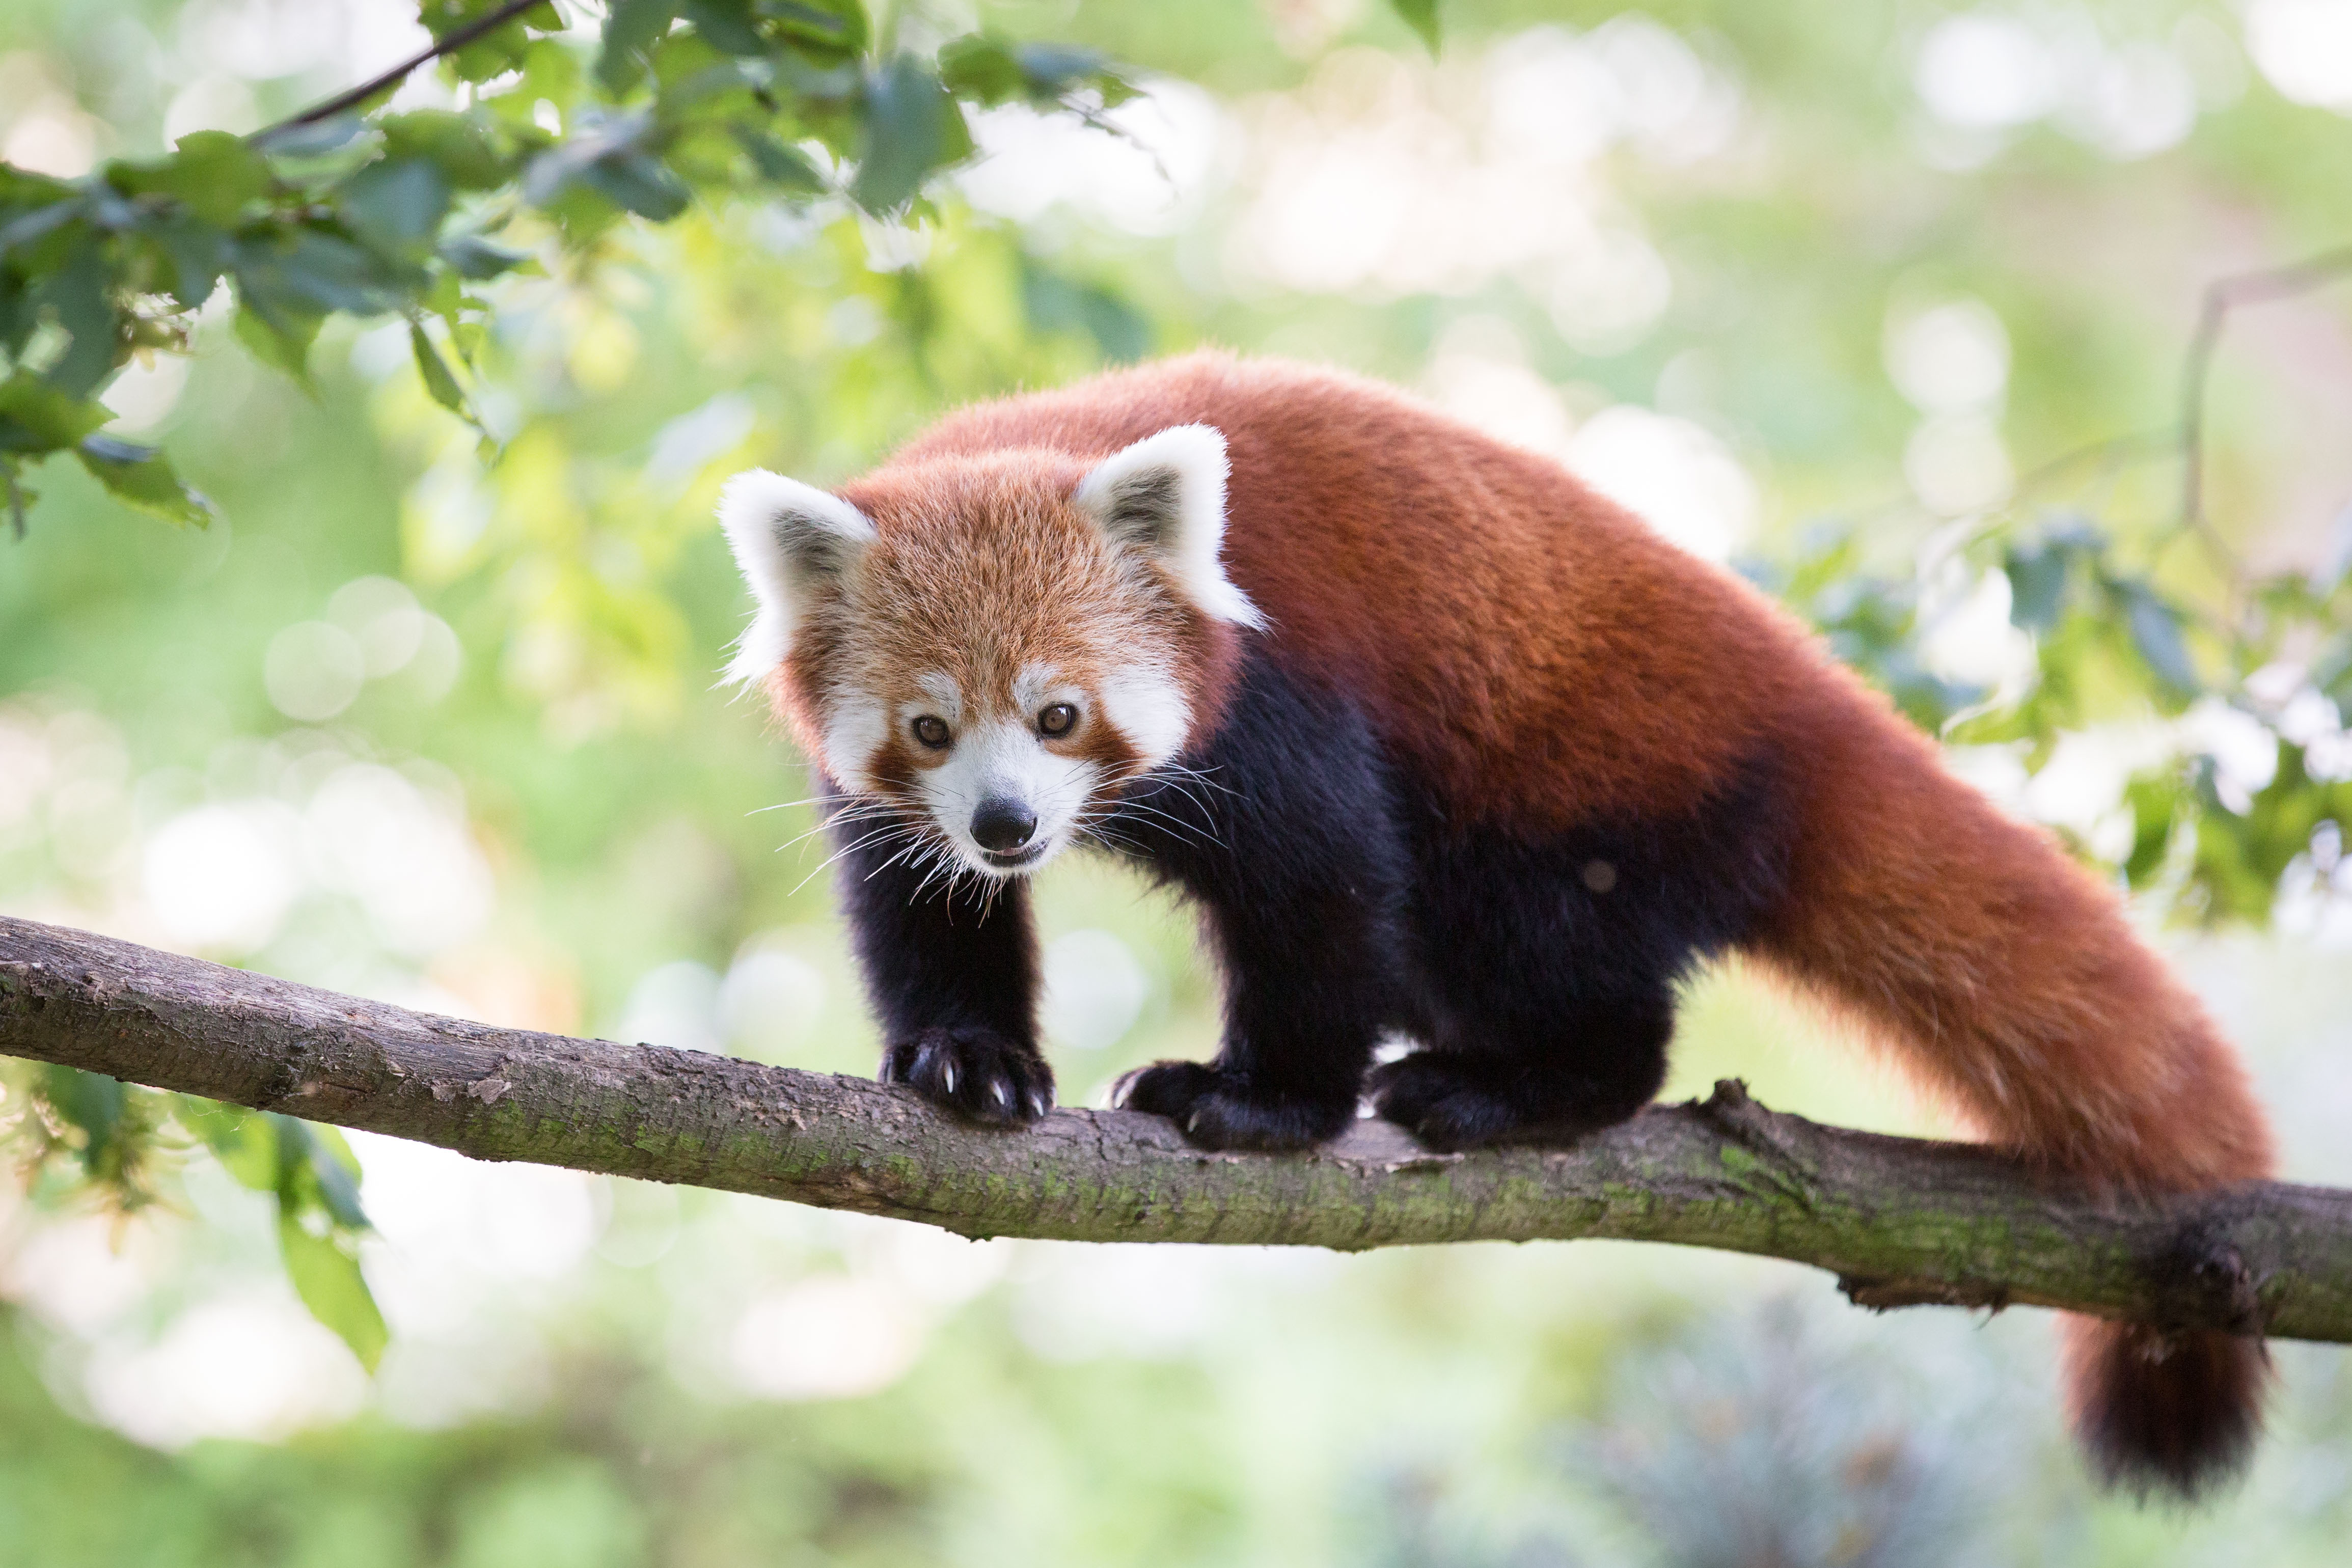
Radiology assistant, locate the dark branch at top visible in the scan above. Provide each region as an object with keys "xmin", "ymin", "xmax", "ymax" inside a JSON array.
[{"xmin": 251, "ymin": 0, "xmax": 550, "ymax": 143}]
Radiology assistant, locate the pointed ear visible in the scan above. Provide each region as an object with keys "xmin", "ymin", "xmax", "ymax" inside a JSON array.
[
  {"xmin": 1073, "ymin": 425, "xmax": 1265, "ymax": 630},
  {"xmin": 718, "ymin": 469, "xmax": 876, "ymax": 683}
]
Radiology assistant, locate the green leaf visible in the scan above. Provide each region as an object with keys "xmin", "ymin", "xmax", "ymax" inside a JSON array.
[
  {"xmin": 441, "ymin": 233, "xmax": 531, "ymax": 279},
  {"xmin": 40, "ymin": 1065, "xmax": 127, "ymax": 1175},
  {"xmin": 278, "ymin": 1212, "xmax": 389, "ymax": 1371},
  {"xmin": 234, "ymin": 227, "xmax": 415, "ymax": 325},
  {"xmin": 108, "ymin": 130, "xmax": 274, "ymax": 227},
  {"xmin": 176, "ymin": 1104, "xmax": 386, "ymax": 1366},
  {"xmin": 76, "ymin": 433, "xmax": 215, "ymax": 528},
  {"xmin": 0, "ymin": 372, "xmax": 111, "ymax": 453},
  {"xmin": 583, "ymin": 147, "xmax": 693, "ymax": 219},
  {"xmin": 2116, "ymin": 580, "xmax": 2201, "ymax": 697},
  {"xmin": 0, "ymin": 162, "xmax": 75, "ymax": 210},
  {"xmin": 2004, "ymin": 542, "xmax": 2070, "ymax": 635},
  {"xmin": 851, "ymin": 53, "xmax": 967, "ymax": 214},
  {"xmin": 2, "ymin": 457, "xmax": 31, "ymax": 539},
  {"xmin": 939, "ymin": 36, "xmax": 1132, "ymax": 108},
  {"xmin": 38, "ymin": 233, "xmax": 121, "ymax": 399},
  {"xmin": 422, "ymin": 0, "xmax": 564, "ymax": 82},
  {"xmin": 278, "ymin": 1116, "xmax": 371, "ymax": 1231},
  {"xmin": 234, "ymin": 292, "xmax": 324, "ymax": 382},
  {"xmin": 937, "ymin": 36, "xmax": 1024, "ymax": 103},
  {"xmin": 255, "ymin": 115, "xmax": 370, "ymax": 159},
  {"xmin": 1389, "ymin": 0, "xmax": 1440, "ymax": 52},
  {"xmin": 410, "ymin": 321, "xmax": 470, "ymax": 417},
  {"xmin": 180, "ymin": 1098, "xmax": 280, "ymax": 1191},
  {"xmin": 767, "ymin": 0, "xmax": 867, "ymax": 59},
  {"xmin": 266, "ymin": 1114, "xmax": 382, "ymax": 1364},
  {"xmin": 525, "ymin": 116, "xmax": 692, "ymax": 222},
  {"xmin": 0, "ymin": 194, "xmax": 89, "ymax": 261},
  {"xmin": 0, "ymin": 273, "xmax": 30, "ymax": 359},
  {"xmin": 653, "ymin": 57, "xmax": 762, "ymax": 116},
  {"xmin": 680, "ymin": 0, "xmax": 765, "ymax": 57},
  {"xmin": 380, "ymin": 111, "xmax": 512, "ymax": 190},
  {"xmin": 731, "ymin": 126, "xmax": 828, "ymax": 194},
  {"xmin": 142, "ymin": 213, "xmax": 228, "ymax": 310},
  {"xmin": 599, "ymin": 0, "xmax": 681, "ymax": 93},
  {"xmin": 2121, "ymin": 773, "xmax": 2182, "ymax": 887},
  {"xmin": 342, "ymin": 157, "xmax": 454, "ymax": 254}
]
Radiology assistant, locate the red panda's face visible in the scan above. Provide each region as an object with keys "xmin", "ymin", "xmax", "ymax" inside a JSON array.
[{"xmin": 720, "ymin": 426, "xmax": 1260, "ymax": 879}]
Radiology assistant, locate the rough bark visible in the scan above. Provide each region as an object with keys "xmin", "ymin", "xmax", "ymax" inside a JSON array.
[{"xmin": 5, "ymin": 915, "xmax": 2348, "ymax": 1342}]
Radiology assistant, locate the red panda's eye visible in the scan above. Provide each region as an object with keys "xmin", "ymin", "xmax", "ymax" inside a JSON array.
[
  {"xmin": 912, "ymin": 716, "xmax": 951, "ymax": 749},
  {"xmin": 1038, "ymin": 703, "xmax": 1077, "ymax": 737}
]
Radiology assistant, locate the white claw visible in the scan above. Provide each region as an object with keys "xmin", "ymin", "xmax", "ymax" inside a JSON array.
[
  {"xmin": 942, "ymin": 1062, "xmax": 959, "ymax": 1094},
  {"xmin": 992, "ymin": 1080, "xmax": 1010, "ymax": 1108},
  {"xmin": 1185, "ymin": 1109, "xmax": 1201, "ymax": 1133},
  {"xmin": 1027, "ymin": 1091, "xmax": 1048, "ymax": 1119}
]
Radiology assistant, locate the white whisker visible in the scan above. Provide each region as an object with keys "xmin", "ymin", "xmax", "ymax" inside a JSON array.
[{"xmin": 791, "ymin": 820, "xmax": 922, "ymax": 896}]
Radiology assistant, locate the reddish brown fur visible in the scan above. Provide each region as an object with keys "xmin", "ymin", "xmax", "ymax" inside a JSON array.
[
  {"xmin": 884, "ymin": 352, "xmax": 2272, "ymax": 1182},
  {"xmin": 834, "ymin": 351, "xmax": 2276, "ymax": 1484},
  {"xmin": 774, "ymin": 453, "xmax": 1229, "ymax": 811}
]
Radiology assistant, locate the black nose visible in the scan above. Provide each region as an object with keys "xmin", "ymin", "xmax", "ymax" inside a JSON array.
[{"xmin": 970, "ymin": 797, "xmax": 1038, "ymax": 854}]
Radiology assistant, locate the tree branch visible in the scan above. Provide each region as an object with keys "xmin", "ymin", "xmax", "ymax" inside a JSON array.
[
  {"xmin": 5, "ymin": 915, "xmax": 2349, "ymax": 1341},
  {"xmin": 250, "ymin": 0, "xmax": 550, "ymax": 143},
  {"xmin": 2178, "ymin": 243, "xmax": 2352, "ymax": 568}
]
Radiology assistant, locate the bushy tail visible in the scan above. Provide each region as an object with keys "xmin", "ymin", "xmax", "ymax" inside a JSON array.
[{"xmin": 1751, "ymin": 670, "xmax": 2275, "ymax": 1499}]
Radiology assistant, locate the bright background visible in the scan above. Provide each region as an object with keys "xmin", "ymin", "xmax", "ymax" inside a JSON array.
[{"xmin": 6, "ymin": 1, "xmax": 2352, "ymax": 1563}]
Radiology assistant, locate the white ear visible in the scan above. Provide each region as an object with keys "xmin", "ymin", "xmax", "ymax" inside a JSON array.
[
  {"xmin": 718, "ymin": 469, "xmax": 876, "ymax": 684},
  {"xmin": 1074, "ymin": 425, "xmax": 1265, "ymax": 630}
]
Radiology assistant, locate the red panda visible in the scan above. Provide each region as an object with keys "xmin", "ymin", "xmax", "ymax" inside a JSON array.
[{"xmin": 720, "ymin": 349, "xmax": 2276, "ymax": 1498}]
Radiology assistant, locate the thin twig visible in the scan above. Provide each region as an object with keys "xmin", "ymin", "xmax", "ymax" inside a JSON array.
[
  {"xmin": 249, "ymin": 0, "xmax": 552, "ymax": 144},
  {"xmin": 1825, "ymin": 248, "xmax": 2352, "ymax": 557},
  {"xmin": 2178, "ymin": 244, "xmax": 2352, "ymax": 572}
]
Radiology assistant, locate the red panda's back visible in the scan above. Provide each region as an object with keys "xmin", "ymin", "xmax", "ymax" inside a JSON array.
[{"xmin": 891, "ymin": 352, "xmax": 1835, "ymax": 829}]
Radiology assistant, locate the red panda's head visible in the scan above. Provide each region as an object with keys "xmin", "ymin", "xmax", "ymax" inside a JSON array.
[{"xmin": 720, "ymin": 426, "xmax": 1261, "ymax": 878}]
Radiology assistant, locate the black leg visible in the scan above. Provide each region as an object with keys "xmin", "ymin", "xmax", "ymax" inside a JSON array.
[
  {"xmin": 828, "ymin": 790, "xmax": 1052, "ymax": 1126},
  {"xmin": 1101, "ymin": 657, "xmax": 1409, "ymax": 1151},
  {"xmin": 1366, "ymin": 991, "xmax": 1674, "ymax": 1151},
  {"xmin": 1376, "ymin": 764, "xmax": 1794, "ymax": 1151}
]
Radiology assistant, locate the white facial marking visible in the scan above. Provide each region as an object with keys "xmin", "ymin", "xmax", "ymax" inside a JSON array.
[
  {"xmin": 819, "ymin": 692, "xmax": 889, "ymax": 794},
  {"xmin": 918, "ymin": 716, "xmax": 1098, "ymax": 878},
  {"xmin": 1074, "ymin": 425, "xmax": 1266, "ymax": 631},
  {"xmin": 1013, "ymin": 662, "xmax": 1064, "ymax": 716},
  {"xmin": 1098, "ymin": 662, "xmax": 1191, "ymax": 766},
  {"xmin": 914, "ymin": 670, "xmax": 963, "ymax": 719}
]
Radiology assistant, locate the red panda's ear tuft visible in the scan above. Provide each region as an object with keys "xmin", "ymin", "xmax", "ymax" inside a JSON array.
[
  {"xmin": 717, "ymin": 470, "xmax": 876, "ymax": 684},
  {"xmin": 1074, "ymin": 425, "xmax": 1266, "ymax": 631}
]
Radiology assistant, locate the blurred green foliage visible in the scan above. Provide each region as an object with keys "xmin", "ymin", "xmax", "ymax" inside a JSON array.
[
  {"xmin": 13, "ymin": 1074, "xmax": 385, "ymax": 1367},
  {"xmin": 0, "ymin": 0, "xmax": 1130, "ymax": 525},
  {"xmin": 3, "ymin": 0, "xmax": 2352, "ymax": 1562}
]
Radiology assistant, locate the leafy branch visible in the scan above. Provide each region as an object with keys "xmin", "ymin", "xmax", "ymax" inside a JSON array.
[
  {"xmin": 1744, "ymin": 238, "xmax": 2352, "ymax": 928},
  {"xmin": 0, "ymin": 0, "xmax": 1137, "ymax": 536},
  {"xmin": 253, "ymin": 0, "xmax": 553, "ymax": 140},
  {"xmin": 10, "ymin": 1058, "xmax": 385, "ymax": 1367}
]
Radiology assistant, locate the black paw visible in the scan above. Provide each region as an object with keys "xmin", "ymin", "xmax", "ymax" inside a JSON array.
[
  {"xmin": 1111, "ymin": 1059, "xmax": 1355, "ymax": 1152},
  {"xmin": 1368, "ymin": 1053, "xmax": 1631, "ymax": 1152},
  {"xmin": 880, "ymin": 1027, "xmax": 1054, "ymax": 1127}
]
